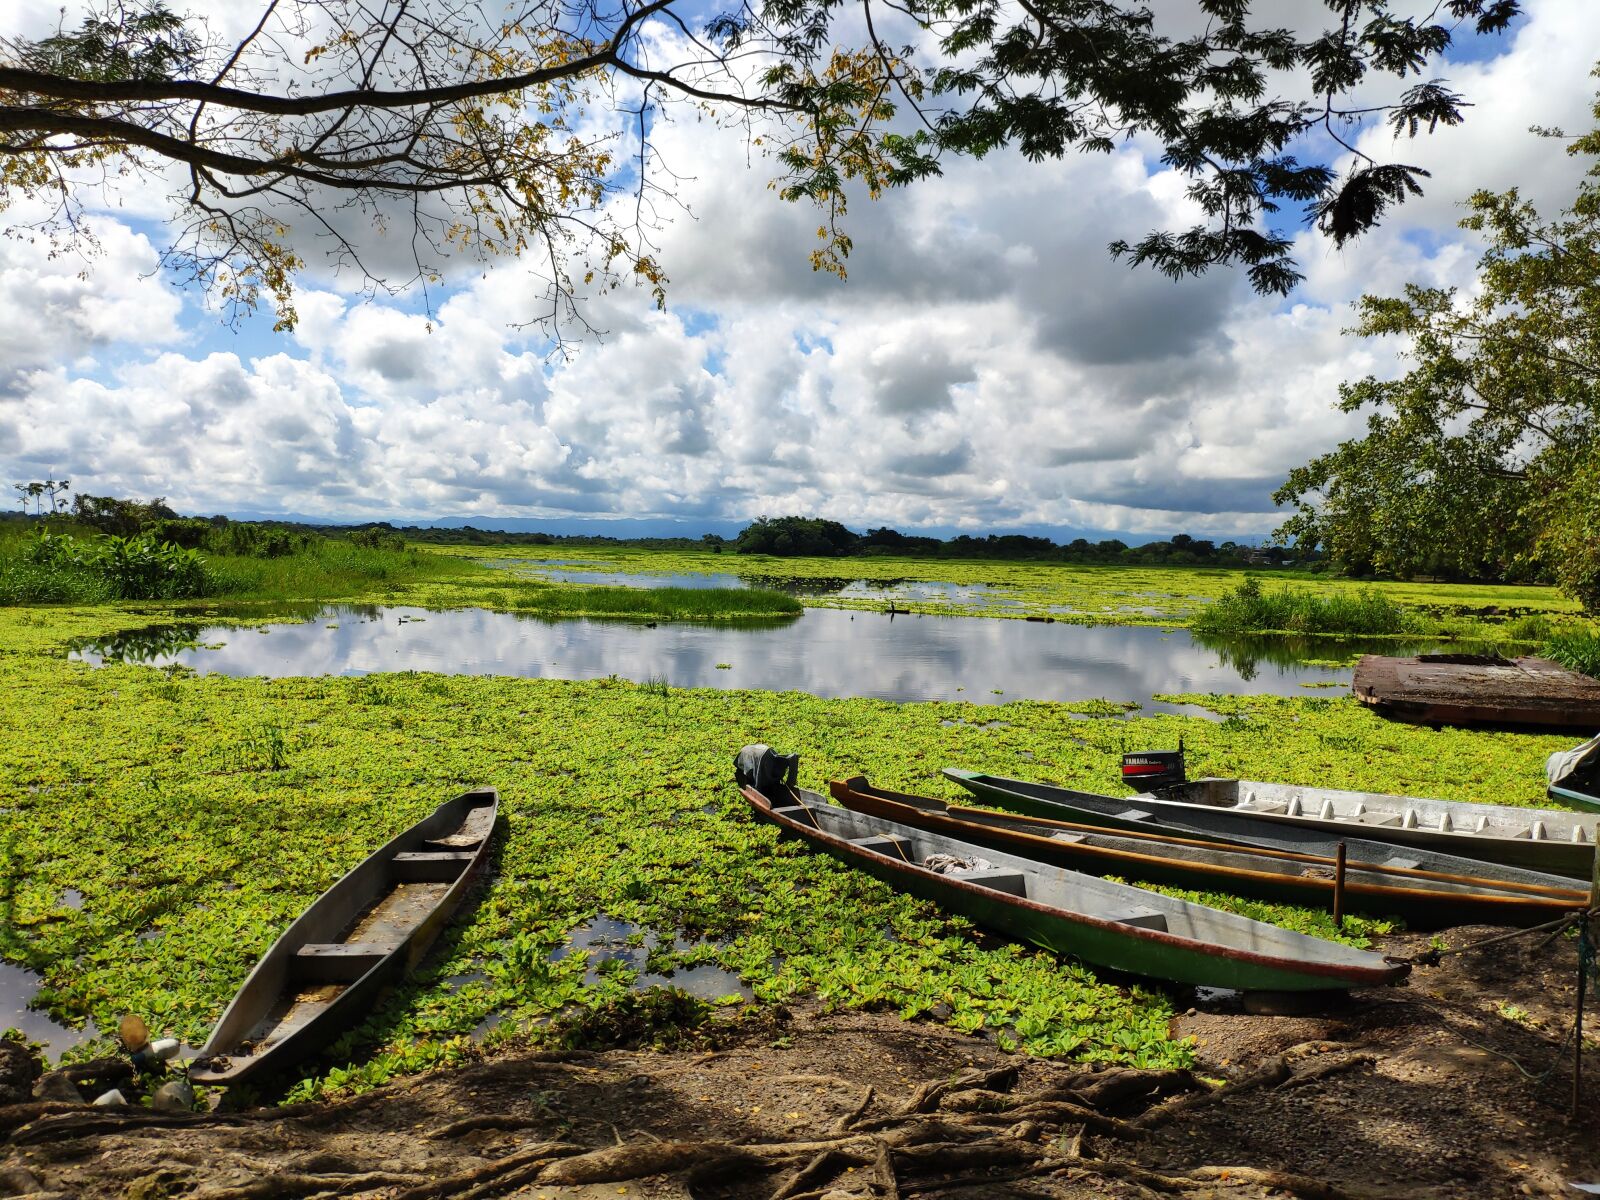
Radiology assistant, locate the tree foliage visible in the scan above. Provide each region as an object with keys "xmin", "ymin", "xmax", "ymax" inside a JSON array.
[
  {"xmin": 1275, "ymin": 82, "xmax": 1600, "ymax": 608},
  {"xmin": 0, "ymin": 0, "xmax": 1520, "ymax": 328}
]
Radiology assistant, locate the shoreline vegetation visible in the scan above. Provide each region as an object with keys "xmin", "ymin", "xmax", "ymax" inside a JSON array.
[{"xmin": 3, "ymin": 508, "xmax": 1595, "ymax": 649}]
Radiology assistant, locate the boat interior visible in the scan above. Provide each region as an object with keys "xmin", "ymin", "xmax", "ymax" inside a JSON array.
[
  {"xmin": 1160, "ymin": 780, "xmax": 1595, "ymax": 842},
  {"xmin": 196, "ymin": 795, "xmax": 496, "ymax": 1078}
]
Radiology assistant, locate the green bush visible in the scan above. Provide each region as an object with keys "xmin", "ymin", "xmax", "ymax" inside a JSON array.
[
  {"xmin": 0, "ymin": 530, "xmax": 212, "ymax": 603},
  {"xmin": 1192, "ymin": 576, "xmax": 1416, "ymax": 636},
  {"xmin": 1543, "ymin": 629, "xmax": 1600, "ymax": 678},
  {"xmin": 348, "ymin": 527, "xmax": 408, "ymax": 551},
  {"xmin": 206, "ymin": 523, "xmax": 313, "ymax": 558}
]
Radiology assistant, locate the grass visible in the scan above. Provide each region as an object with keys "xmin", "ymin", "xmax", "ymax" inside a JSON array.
[
  {"xmin": 509, "ymin": 584, "xmax": 801, "ymax": 621},
  {"xmin": 0, "ymin": 601, "xmax": 1577, "ymax": 1102},
  {"xmin": 1543, "ymin": 628, "xmax": 1600, "ymax": 678},
  {"xmin": 1190, "ymin": 578, "xmax": 1416, "ymax": 637},
  {"xmin": 0, "ymin": 529, "xmax": 799, "ymax": 625}
]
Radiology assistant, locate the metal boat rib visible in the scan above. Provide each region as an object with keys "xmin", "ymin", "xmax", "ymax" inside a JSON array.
[
  {"xmin": 190, "ymin": 788, "xmax": 499, "ymax": 1086},
  {"xmin": 742, "ymin": 781, "xmax": 1407, "ymax": 993}
]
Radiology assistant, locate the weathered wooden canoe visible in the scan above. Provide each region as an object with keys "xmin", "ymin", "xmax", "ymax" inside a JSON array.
[
  {"xmin": 189, "ymin": 789, "xmax": 499, "ymax": 1086},
  {"xmin": 740, "ymin": 781, "xmax": 1408, "ymax": 993},
  {"xmin": 943, "ymin": 769, "xmax": 1600, "ymax": 879},
  {"xmin": 1353, "ymin": 653, "xmax": 1600, "ymax": 730},
  {"xmin": 831, "ymin": 777, "xmax": 1586, "ymax": 929}
]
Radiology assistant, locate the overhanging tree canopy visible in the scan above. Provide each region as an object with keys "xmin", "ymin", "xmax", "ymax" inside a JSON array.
[
  {"xmin": 1274, "ymin": 81, "xmax": 1600, "ymax": 608},
  {"xmin": 0, "ymin": 0, "xmax": 1521, "ymax": 329}
]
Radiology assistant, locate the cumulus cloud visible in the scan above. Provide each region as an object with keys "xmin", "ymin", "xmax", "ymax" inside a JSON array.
[{"xmin": 2, "ymin": 0, "xmax": 1596, "ymax": 538}]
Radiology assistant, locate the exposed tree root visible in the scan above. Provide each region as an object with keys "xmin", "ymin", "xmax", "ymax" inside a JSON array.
[
  {"xmin": 191, "ymin": 1170, "xmax": 430, "ymax": 1200},
  {"xmin": 1061, "ymin": 1159, "xmax": 1391, "ymax": 1200},
  {"xmin": 899, "ymin": 1064, "xmax": 1018, "ymax": 1114},
  {"xmin": 2, "ymin": 1052, "xmax": 1416, "ymax": 1200}
]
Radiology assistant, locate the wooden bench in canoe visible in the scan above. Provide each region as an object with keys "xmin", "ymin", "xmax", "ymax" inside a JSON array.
[
  {"xmin": 1353, "ymin": 653, "xmax": 1600, "ymax": 730},
  {"xmin": 189, "ymin": 788, "xmax": 499, "ymax": 1087}
]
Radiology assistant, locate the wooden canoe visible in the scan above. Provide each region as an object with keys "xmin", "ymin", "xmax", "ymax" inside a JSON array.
[
  {"xmin": 189, "ymin": 788, "xmax": 499, "ymax": 1086},
  {"xmin": 831, "ymin": 777, "xmax": 1587, "ymax": 929},
  {"xmin": 942, "ymin": 769, "xmax": 1600, "ymax": 880},
  {"xmin": 1353, "ymin": 654, "xmax": 1600, "ymax": 730},
  {"xmin": 740, "ymin": 781, "xmax": 1408, "ymax": 993}
]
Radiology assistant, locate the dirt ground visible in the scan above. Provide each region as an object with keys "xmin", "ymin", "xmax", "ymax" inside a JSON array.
[{"xmin": 3, "ymin": 924, "xmax": 1597, "ymax": 1200}]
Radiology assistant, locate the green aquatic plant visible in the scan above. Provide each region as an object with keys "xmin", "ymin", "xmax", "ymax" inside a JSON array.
[
  {"xmin": 1192, "ymin": 577, "xmax": 1415, "ymax": 638},
  {"xmin": 0, "ymin": 601, "xmax": 1574, "ymax": 1102}
]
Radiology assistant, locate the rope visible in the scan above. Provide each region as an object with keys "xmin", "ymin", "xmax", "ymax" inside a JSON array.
[{"xmin": 1384, "ymin": 908, "xmax": 1595, "ymax": 968}]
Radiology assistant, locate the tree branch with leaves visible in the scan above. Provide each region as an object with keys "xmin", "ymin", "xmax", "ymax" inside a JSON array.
[
  {"xmin": 1276, "ymin": 74, "xmax": 1600, "ymax": 606},
  {"xmin": 0, "ymin": 0, "xmax": 1522, "ymax": 332}
]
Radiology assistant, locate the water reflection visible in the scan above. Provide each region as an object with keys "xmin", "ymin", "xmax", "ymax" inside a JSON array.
[
  {"xmin": 1189, "ymin": 630, "xmax": 1443, "ymax": 682},
  {"xmin": 69, "ymin": 606, "xmax": 1404, "ymax": 707},
  {"xmin": 0, "ymin": 962, "xmax": 97, "ymax": 1056},
  {"xmin": 489, "ymin": 560, "xmax": 1026, "ymax": 608}
]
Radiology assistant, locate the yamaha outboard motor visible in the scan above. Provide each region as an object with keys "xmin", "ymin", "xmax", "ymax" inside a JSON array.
[
  {"xmin": 735, "ymin": 744, "xmax": 800, "ymax": 799},
  {"xmin": 1121, "ymin": 740, "xmax": 1187, "ymax": 792}
]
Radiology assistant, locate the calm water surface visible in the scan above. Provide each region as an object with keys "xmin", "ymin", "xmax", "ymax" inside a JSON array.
[{"xmin": 70, "ymin": 605, "xmax": 1410, "ymax": 707}]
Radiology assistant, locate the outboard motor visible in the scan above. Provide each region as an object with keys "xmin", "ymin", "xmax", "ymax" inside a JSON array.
[
  {"xmin": 735, "ymin": 744, "xmax": 799, "ymax": 799},
  {"xmin": 1121, "ymin": 741, "xmax": 1186, "ymax": 792}
]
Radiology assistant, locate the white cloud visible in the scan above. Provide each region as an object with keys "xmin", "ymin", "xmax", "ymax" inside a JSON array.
[{"xmin": 2, "ymin": 0, "xmax": 1596, "ymax": 539}]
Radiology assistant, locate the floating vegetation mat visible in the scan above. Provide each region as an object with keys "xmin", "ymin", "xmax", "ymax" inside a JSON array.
[{"xmin": 0, "ymin": 605, "xmax": 1574, "ymax": 1101}]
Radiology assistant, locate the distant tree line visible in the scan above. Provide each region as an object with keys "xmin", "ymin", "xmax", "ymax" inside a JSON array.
[
  {"xmin": 5, "ymin": 497, "xmax": 1304, "ymax": 567},
  {"xmin": 728, "ymin": 516, "xmax": 1303, "ymax": 566}
]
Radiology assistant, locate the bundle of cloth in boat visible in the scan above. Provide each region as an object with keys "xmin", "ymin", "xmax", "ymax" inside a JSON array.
[
  {"xmin": 1548, "ymin": 733, "xmax": 1600, "ymax": 803},
  {"xmin": 735, "ymin": 744, "xmax": 800, "ymax": 796}
]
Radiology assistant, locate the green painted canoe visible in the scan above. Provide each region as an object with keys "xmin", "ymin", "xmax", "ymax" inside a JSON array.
[
  {"xmin": 740, "ymin": 780, "xmax": 1408, "ymax": 994},
  {"xmin": 1550, "ymin": 783, "xmax": 1600, "ymax": 812}
]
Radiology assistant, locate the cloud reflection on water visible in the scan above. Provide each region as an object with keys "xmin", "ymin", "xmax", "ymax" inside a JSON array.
[{"xmin": 72, "ymin": 606, "xmax": 1356, "ymax": 707}]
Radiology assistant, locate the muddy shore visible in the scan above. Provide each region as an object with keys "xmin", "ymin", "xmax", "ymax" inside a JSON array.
[{"xmin": 3, "ymin": 924, "xmax": 1596, "ymax": 1200}]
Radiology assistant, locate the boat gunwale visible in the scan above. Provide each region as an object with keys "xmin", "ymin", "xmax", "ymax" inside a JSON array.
[
  {"xmin": 190, "ymin": 787, "xmax": 500, "ymax": 1085},
  {"xmin": 831, "ymin": 778, "xmax": 1588, "ymax": 914},
  {"xmin": 1170, "ymin": 776, "xmax": 1594, "ymax": 835},
  {"xmin": 743, "ymin": 784, "xmax": 1407, "ymax": 988}
]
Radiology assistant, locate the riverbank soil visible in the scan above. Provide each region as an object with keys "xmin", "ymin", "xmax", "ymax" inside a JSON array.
[{"xmin": 3, "ymin": 925, "xmax": 1595, "ymax": 1200}]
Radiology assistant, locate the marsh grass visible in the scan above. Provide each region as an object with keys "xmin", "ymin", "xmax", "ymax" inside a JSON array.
[
  {"xmin": 1191, "ymin": 577, "xmax": 1416, "ymax": 637},
  {"xmin": 205, "ymin": 540, "xmax": 480, "ymax": 602},
  {"xmin": 1543, "ymin": 629, "xmax": 1600, "ymax": 678},
  {"xmin": 510, "ymin": 584, "xmax": 801, "ymax": 621}
]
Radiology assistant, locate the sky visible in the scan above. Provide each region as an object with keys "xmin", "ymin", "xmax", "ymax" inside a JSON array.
[{"xmin": 1, "ymin": 0, "xmax": 1597, "ymax": 540}]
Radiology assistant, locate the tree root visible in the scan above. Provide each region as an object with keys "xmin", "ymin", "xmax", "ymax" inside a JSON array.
[
  {"xmin": 899, "ymin": 1064, "xmax": 1018, "ymax": 1114},
  {"xmin": 0, "ymin": 1055, "xmax": 1403, "ymax": 1200},
  {"xmin": 4, "ymin": 1085, "xmax": 404, "ymax": 1146},
  {"xmin": 390, "ymin": 1142, "xmax": 586, "ymax": 1200},
  {"xmin": 191, "ymin": 1170, "xmax": 429, "ymax": 1200},
  {"xmin": 833, "ymin": 1083, "xmax": 876, "ymax": 1133},
  {"xmin": 1061, "ymin": 1159, "xmax": 1383, "ymax": 1200},
  {"xmin": 1132, "ymin": 1057, "xmax": 1293, "ymax": 1130}
]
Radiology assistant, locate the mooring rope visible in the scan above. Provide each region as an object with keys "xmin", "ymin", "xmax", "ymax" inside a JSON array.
[{"xmin": 1384, "ymin": 907, "xmax": 1598, "ymax": 968}]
